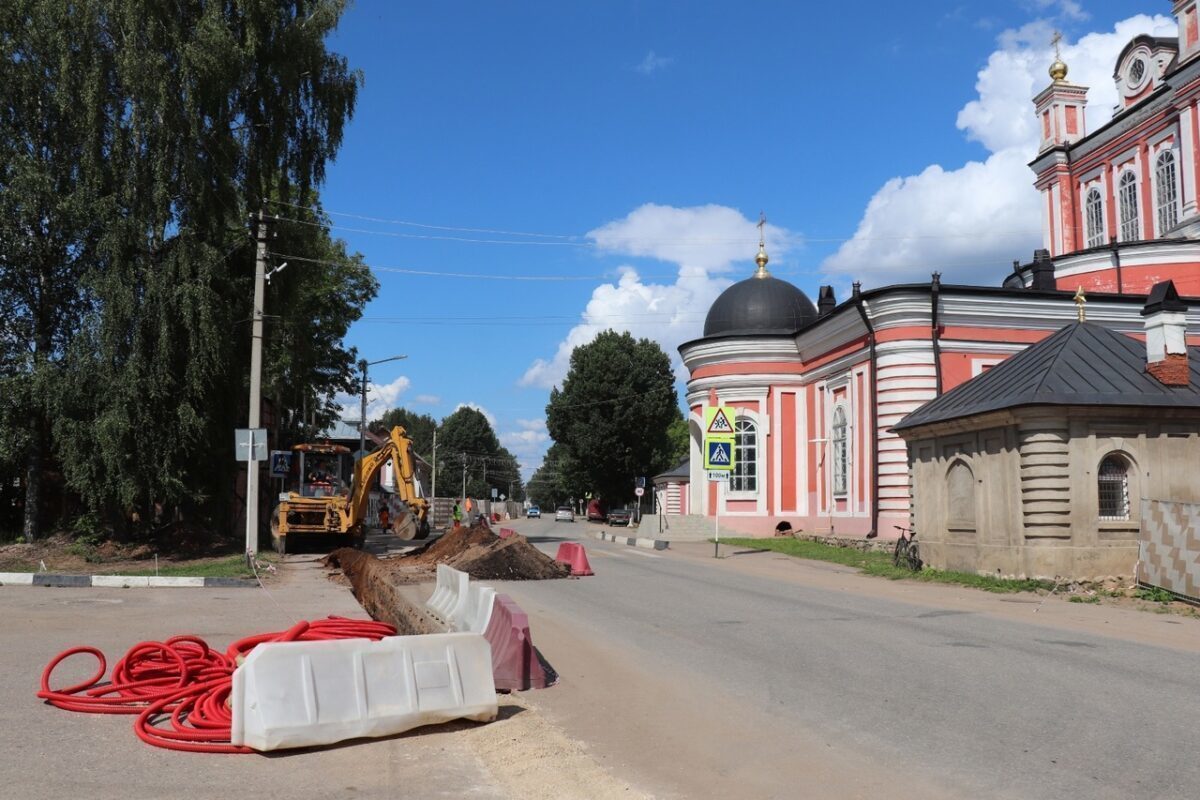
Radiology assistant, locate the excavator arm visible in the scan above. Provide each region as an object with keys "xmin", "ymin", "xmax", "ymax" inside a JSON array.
[{"xmin": 346, "ymin": 426, "xmax": 430, "ymax": 539}]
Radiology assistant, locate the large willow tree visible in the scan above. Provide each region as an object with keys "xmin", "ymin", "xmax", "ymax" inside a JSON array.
[{"xmin": 0, "ymin": 1, "xmax": 373, "ymax": 538}]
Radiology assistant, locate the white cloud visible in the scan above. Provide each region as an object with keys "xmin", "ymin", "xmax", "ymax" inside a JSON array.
[
  {"xmin": 635, "ymin": 50, "xmax": 673, "ymax": 75},
  {"xmin": 337, "ymin": 375, "xmax": 411, "ymax": 421},
  {"xmin": 822, "ymin": 13, "xmax": 1176, "ymax": 287},
  {"xmin": 414, "ymin": 394, "xmax": 440, "ymax": 405},
  {"xmin": 520, "ymin": 204, "xmax": 794, "ymax": 389},
  {"xmin": 454, "ymin": 402, "xmax": 497, "ymax": 429}
]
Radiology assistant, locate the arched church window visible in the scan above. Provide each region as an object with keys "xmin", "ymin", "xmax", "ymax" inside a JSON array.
[
  {"xmin": 1156, "ymin": 150, "xmax": 1179, "ymax": 235},
  {"xmin": 730, "ymin": 418, "xmax": 757, "ymax": 493},
  {"xmin": 1085, "ymin": 188, "xmax": 1105, "ymax": 248},
  {"xmin": 1098, "ymin": 455, "xmax": 1130, "ymax": 521},
  {"xmin": 946, "ymin": 461, "xmax": 976, "ymax": 530},
  {"xmin": 1119, "ymin": 171, "xmax": 1140, "ymax": 242},
  {"xmin": 832, "ymin": 407, "xmax": 848, "ymax": 497}
]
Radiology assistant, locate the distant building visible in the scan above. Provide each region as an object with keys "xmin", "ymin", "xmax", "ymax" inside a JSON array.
[{"xmin": 678, "ymin": 6, "xmax": 1200, "ymax": 539}]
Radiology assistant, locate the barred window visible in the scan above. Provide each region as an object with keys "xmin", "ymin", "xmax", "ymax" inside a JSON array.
[
  {"xmin": 832, "ymin": 407, "xmax": 848, "ymax": 497},
  {"xmin": 1119, "ymin": 172, "xmax": 1140, "ymax": 242},
  {"xmin": 1156, "ymin": 150, "xmax": 1179, "ymax": 235},
  {"xmin": 730, "ymin": 418, "xmax": 757, "ymax": 493},
  {"xmin": 1085, "ymin": 188, "xmax": 1105, "ymax": 248},
  {"xmin": 1098, "ymin": 455, "xmax": 1130, "ymax": 521}
]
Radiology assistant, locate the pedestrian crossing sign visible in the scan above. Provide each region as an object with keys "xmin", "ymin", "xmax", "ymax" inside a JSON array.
[
  {"xmin": 705, "ymin": 406, "xmax": 736, "ymax": 435},
  {"xmin": 704, "ymin": 437, "xmax": 735, "ymax": 470}
]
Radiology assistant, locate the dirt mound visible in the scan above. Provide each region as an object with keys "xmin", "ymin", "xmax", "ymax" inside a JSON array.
[
  {"xmin": 447, "ymin": 534, "xmax": 569, "ymax": 581},
  {"xmin": 380, "ymin": 521, "xmax": 568, "ymax": 582},
  {"xmin": 406, "ymin": 521, "xmax": 497, "ymax": 564}
]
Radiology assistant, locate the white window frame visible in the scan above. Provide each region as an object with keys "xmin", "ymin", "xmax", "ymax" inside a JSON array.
[
  {"xmin": 728, "ymin": 417, "xmax": 758, "ymax": 496},
  {"xmin": 1084, "ymin": 187, "xmax": 1105, "ymax": 248},
  {"xmin": 1155, "ymin": 149, "xmax": 1180, "ymax": 236},
  {"xmin": 1118, "ymin": 171, "xmax": 1140, "ymax": 242},
  {"xmin": 831, "ymin": 405, "xmax": 849, "ymax": 498}
]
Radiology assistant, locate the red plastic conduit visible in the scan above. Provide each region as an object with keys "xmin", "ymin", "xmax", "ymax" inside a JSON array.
[{"xmin": 37, "ymin": 616, "xmax": 396, "ymax": 754}]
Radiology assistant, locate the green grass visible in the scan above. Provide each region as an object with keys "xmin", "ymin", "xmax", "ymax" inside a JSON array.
[
  {"xmin": 119, "ymin": 554, "xmax": 269, "ymax": 579},
  {"xmin": 719, "ymin": 537, "xmax": 1056, "ymax": 594}
]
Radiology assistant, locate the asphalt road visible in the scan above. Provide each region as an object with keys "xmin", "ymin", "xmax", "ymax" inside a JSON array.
[{"xmin": 492, "ymin": 516, "xmax": 1200, "ymax": 800}]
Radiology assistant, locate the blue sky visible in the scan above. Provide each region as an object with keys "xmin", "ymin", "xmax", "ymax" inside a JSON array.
[{"xmin": 312, "ymin": 1, "xmax": 1174, "ymax": 478}]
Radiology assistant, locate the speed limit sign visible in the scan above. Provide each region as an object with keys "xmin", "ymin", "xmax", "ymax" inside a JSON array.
[{"xmin": 635, "ymin": 487, "xmax": 644, "ymax": 497}]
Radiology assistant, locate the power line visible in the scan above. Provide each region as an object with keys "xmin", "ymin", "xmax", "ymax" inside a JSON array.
[{"xmin": 267, "ymin": 200, "xmax": 1042, "ymax": 245}]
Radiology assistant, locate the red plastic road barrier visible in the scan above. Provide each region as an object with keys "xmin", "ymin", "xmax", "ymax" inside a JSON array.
[
  {"xmin": 36, "ymin": 616, "xmax": 396, "ymax": 754},
  {"xmin": 554, "ymin": 542, "xmax": 594, "ymax": 576},
  {"xmin": 483, "ymin": 594, "xmax": 554, "ymax": 691},
  {"xmin": 498, "ymin": 528, "xmax": 516, "ymax": 539}
]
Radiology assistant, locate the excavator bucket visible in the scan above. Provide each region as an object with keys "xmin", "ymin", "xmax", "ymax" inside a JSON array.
[{"xmin": 393, "ymin": 511, "xmax": 418, "ymax": 541}]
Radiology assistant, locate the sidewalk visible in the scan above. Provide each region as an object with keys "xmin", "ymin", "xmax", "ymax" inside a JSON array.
[{"xmin": 0, "ymin": 554, "xmax": 503, "ymax": 800}]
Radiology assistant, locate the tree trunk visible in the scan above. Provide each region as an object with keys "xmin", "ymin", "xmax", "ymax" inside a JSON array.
[{"xmin": 22, "ymin": 425, "xmax": 42, "ymax": 542}]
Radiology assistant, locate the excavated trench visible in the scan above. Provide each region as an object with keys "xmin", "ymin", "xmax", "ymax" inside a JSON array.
[{"xmin": 325, "ymin": 522, "xmax": 568, "ymax": 630}]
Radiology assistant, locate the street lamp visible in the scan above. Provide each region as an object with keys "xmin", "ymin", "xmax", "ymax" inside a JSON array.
[{"xmin": 359, "ymin": 355, "xmax": 408, "ymax": 459}]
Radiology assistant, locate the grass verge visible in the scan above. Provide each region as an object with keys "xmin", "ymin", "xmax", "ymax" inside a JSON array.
[
  {"xmin": 719, "ymin": 537, "xmax": 1056, "ymax": 594},
  {"xmin": 115, "ymin": 554, "xmax": 272, "ymax": 579}
]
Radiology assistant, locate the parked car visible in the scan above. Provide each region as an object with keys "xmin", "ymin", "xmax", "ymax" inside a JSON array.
[
  {"xmin": 606, "ymin": 508, "xmax": 632, "ymax": 526},
  {"xmin": 526, "ymin": 505, "xmax": 541, "ymax": 518},
  {"xmin": 586, "ymin": 499, "xmax": 606, "ymax": 522},
  {"xmin": 555, "ymin": 505, "xmax": 575, "ymax": 522}
]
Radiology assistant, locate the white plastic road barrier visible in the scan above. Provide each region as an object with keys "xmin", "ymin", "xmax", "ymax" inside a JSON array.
[
  {"xmin": 0, "ymin": 573, "xmax": 34, "ymax": 585},
  {"xmin": 426, "ymin": 564, "xmax": 453, "ymax": 615},
  {"xmin": 457, "ymin": 584, "xmax": 496, "ymax": 634},
  {"xmin": 426, "ymin": 564, "xmax": 470, "ymax": 623},
  {"xmin": 230, "ymin": 632, "xmax": 498, "ymax": 752}
]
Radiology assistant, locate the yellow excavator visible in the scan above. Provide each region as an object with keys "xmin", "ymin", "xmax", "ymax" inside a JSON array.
[{"xmin": 270, "ymin": 426, "xmax": 430, "ymax": 554}]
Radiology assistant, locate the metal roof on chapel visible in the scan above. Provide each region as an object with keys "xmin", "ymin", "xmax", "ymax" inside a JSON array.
[{"xmin": 893, "ymin": 322, "xmax": 1200, "ymax": 432}]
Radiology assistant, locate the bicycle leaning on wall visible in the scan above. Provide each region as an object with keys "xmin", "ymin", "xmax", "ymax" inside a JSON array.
[{"xmin": 892, "ymin": 525, "xmax": 922, "ymax": 571}]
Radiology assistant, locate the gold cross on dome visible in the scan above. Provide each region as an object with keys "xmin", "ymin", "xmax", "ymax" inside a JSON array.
[
  {"xmin": 1051, "ymin": 30, "xmax": 1063, "ymax": 59},
  {"xmin": 757, "ymin": 211, "xmax": 767, "ymax": 246},
  {"xmin": 1074, "ymin": 285, "xmax": 1087, "ymax": 322}
]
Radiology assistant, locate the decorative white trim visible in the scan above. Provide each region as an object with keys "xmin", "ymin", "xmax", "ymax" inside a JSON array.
[{"xmin": 1183, "ymin": 104, "xmax": 1198, "ymax": 216}]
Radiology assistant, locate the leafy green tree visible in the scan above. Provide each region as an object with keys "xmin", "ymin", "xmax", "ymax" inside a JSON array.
[
  {"xmin": 435, "ymin": 406, "xmax": 523, "ymax": 500},
  {"xmin": 2, "ymin": 0, "xmax": 365, "ymax": 536},
  {"xmin": 267, "ymin": 209, "xmax": 377, "ymax": 445},
  {"xmin": 545, "ymin": 331, "xmax": 679, "ymax": 505},
  {"xmin": 526, "ymin": 442, "xmax": 586, "ymax": 508},
  {"xmin": 370, "ymin": 407, "xmax": 438, "ymax": 461},
  {"xmin": 0, "ymin": 2, "xmax": 107, "ymax": 538},
  {"xmin": 665, "ymin": 414, "xmax": 691, "ymax": 467}
]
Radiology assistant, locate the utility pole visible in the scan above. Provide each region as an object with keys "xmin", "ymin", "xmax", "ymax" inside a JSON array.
[
  {"xmin": 461, "ymin": 452, "xmax": 467, "ymax": 503},
  {"xmin": 431, "ymin": 428, "xmax": 437, "ymax": 499},
  {"xmin": 358, "ymin": 358, "xmax": 368, "ymax": 462},
  {"xmin": 246, "ymin": 210, "xmax": 268, "ymax": 557}
]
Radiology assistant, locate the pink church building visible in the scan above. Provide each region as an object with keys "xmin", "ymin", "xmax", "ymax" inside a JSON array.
[{"xmin": 675, "ymin": 2, "xmax": 1200, "ymax": 539}]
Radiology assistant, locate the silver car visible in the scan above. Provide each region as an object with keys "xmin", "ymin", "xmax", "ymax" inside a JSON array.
[{"xmin": 555, "ymin": 505, "xmax": 575, "ymax": 522}]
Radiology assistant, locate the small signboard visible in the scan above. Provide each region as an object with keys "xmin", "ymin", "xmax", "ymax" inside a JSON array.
[
  {"xmin": 491, "ymin": 487, "xmax": 498, "ymax": 499},
  {"xmin": 268, "ymin": 450, "xmax": 292, "ymax": 478},
  {"xmin": 704, "ymin": 406, "xmax": 736, "ymax": 435},
  {"xmin": 235, "ymin": 428, "xmax": 267, "ymax": 462},
  {"xmin": 635, "ymin": 487, "xmax": 645, "ymax": 497},
  {"xmin": 706, "ymin": 470, "xmax": 730, "ymax": 482},
  {"xmin": 703, "ymin": 437, "xmax": 735, "ymax": 470}
]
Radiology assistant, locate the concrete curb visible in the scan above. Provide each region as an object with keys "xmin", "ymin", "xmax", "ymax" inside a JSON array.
[
  {"xmin": 0, "ymin": 572, "xmax": 253, "ymax": 589},
  {"xmin": 592, "ymin": 531, "xmax": 669, "ymax": 551}
]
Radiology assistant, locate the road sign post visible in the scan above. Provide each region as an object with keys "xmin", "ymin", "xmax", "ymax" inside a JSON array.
[{"xmin": 703, "ymin": 406, "xmax": 737, "ymax": 558}]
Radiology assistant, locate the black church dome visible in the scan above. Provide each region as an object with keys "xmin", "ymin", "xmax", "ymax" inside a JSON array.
[{"xmin": 703, "ymin": 274, "xmax": 819, "ymax": 337}]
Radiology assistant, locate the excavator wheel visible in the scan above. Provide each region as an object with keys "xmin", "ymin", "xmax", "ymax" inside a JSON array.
[{"xmin": 416, "ymin": 518, "xmax": 430, "ymax": 540}]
